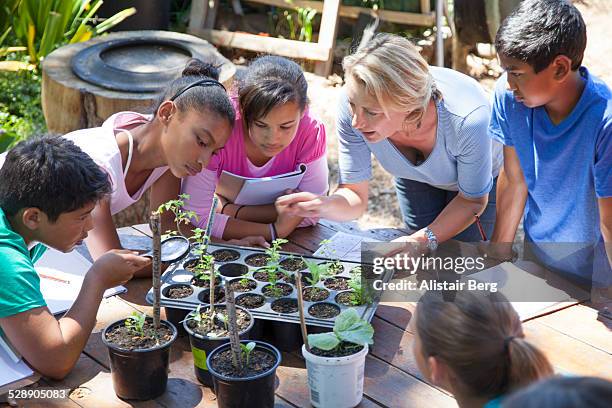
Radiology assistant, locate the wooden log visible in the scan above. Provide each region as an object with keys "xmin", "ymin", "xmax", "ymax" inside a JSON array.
[{"xmin": 42, "ymin": 30, "xmax": 235, "ymax": 134}]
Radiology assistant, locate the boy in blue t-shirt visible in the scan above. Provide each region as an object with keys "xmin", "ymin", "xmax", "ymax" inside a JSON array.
[
  {"xmin": 0, "ymin": 136, "xmax": 148, "ymax": 379},
  {"xmin": 488, "ymin": 0, "xmax": 611, "ymax": 288}
]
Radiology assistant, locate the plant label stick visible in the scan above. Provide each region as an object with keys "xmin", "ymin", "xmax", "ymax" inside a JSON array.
[
  {"xmin": 295, "ymin": 271, "xmax": 310, "ymax": 352},
  {"xmin": 225, "ymin": 285, "xmax": 243, "ymax": 372},
  {"xmin": 209, "ymin": 259, "xmax": 216, "ymax": 315},
  {"xmin": 150, "ymin": 212, "xmax": 162, "ymax": 329},
  {"xmin": 203, "ymin": 196, "xmax": 219, "ymax": 250}
]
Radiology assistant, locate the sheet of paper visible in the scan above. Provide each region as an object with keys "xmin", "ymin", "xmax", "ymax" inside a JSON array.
[
  {"xmin": 233, "ymin": 164, "xmax": 307, "ymax": 205},
  {"xmin": 313, "ymin": 231, "xmax": 382, "ymax": 262},
  {"xmin": 0, "ymin": 344, "xmax": 34, "ymax": 390},
  {"xmin": 35, "ymin": 248, "xmax": 126, "ymax": 315}
]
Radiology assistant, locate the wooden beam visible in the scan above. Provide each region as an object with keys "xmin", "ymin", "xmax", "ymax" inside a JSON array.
[
  {"xmin": 243, "ymin": 0, "xmax": 435, "ymax": 26},
  {"xmin": 314, "ymin": 0, "xmax": 341, "ymax": 76},
  {"xmin": 420, "ymin": 0, "xmax": 431, "ymax": 14},
  {"xmin": 189, "ymin": 27, "xmax": 331, "ymax": 61},
  {"xmin": 188, "ymin": 0, "xmax": 207, "ymax": 31}
]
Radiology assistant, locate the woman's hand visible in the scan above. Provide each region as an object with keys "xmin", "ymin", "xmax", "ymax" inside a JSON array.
[
  {"xmin": 385, "ymin": 234, "xmax": 429, "ymax": 258},
  {"xmin": 275, "ymin": 191, "xmax": 330, "ymax": 218}
]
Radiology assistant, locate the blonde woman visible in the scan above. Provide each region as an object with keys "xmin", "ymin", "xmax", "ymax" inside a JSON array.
[{"xmin": 278, "ymin": 33, "xmax": 503, "ymax": 252}]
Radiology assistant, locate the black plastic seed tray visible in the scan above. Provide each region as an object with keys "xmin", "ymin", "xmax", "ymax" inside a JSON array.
[{"xmin": 145, "ymin": 243, "xmax": 393, "ymax": 328}]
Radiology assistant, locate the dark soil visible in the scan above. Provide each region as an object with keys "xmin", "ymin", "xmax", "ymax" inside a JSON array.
[
  {"xmin": 197, "ymin": 287, "xmax": 226, "ymax": 304},
  {"xmin": 262, "ymin": 283, "xmax": 293, "ymax": 298},
  {"xmin": 323, "ymin": 276, "xmax": 350, "ymax": 291},
  {"xmin": 309, "ymin": 302, "xmax": 340, "ymax": 319},
  {"xmin": 210, "ymin": 348, "xmax": 277, "ymax": 378},
  {"xmin": 320, "ymin": 261, "xmax": 345, "ymax": 274},
  {"xmin": 279, "ymin": 257, "xmax": 306, "ymax": 271},
  {"xmin": 310, "ymin": 341, "xmax": 364, "ymax": 357},
  {"xmin": 164, "ymin": 284, "xmax": 194, "ymax": 299},
  {"xmin": 211, "ymin": 249, "xmax": 240, "ymax": 262},
  {"xmin": 186, "ymin": 306, "xmax": 251, "ymax": 338},
  {"xmin": 191, "ymin": 274, "xmax": 221, "ymax": 288},
  {"xmin": 105, "ymin": 319, "xmax": 174, "ymax": 351},
  {"xmin": 271, "ymin": 298, "xmax": 298, "ymax": 313},
  {"xmin": 253, "ymin": 269, "xmax": 282, "ymax": 282},
  {"xmin": 236, "ymin": 293, "xmax": 266, "ymax": 309},
  {"xmin": 335, "ymin": 291, "xmax": 360, "ymax": 306},
  {"xmin": 184, "ymin": 258, "xmax": 205, "ymax": 273},
  {"xmin": 281, "ymin": 271, "xmax": 311, "ymax": 285},
  {"xmin": 228, "ymin": 278, "xmax": 258, "ymax": 292},
  {"xmin": 244, "ymin": 253, "xmax": 270, "ymax": 267},
  {"xmin": 302, "ymin": 287, "xmax": 330, "ymax": 302},
  {"xmin": 218, "ymin": 262, "xmax": 249, "ymax": 277}
]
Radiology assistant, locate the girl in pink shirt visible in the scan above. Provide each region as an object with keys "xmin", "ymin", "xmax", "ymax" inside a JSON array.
[
  {"xmin": 183, "ymin": 56, "xmax": 329, "ymax": 241},
  {"xmin": 63, "ymin": 60, "xmax": 245, "ymax": 272}
]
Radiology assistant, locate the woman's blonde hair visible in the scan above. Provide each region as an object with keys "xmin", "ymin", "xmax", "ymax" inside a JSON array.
[{"xmin": 342, "ymin": 33, "xmax": 439, "ymax": 126}]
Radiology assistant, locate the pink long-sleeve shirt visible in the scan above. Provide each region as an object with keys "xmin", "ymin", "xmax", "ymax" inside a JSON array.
[{"xmin": 182, "ymin": 100, "xmax": 329, "ymax": 238}]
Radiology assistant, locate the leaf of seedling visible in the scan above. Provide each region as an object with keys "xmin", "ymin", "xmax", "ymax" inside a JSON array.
[
  {"xmin": 216, "ymin": 312, "xmax": 229, "ymax": 331},
  {"xmin": 240, "ymin": 341, "xmax": 256, "ymax": 366},
  {"xmin": 304, "ymin": 259, "xmax": 328, "ymax": 286},
  {"xmin": 125, "ymin": 311, "xmax": 147, "ymax": 336},
  {"xmin": 307, "ymin": 332, "xmax": 340, "ymax": 351}
]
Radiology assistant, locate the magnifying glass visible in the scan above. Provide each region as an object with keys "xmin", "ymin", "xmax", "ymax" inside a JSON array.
[{"xmin": 142, "ymin": 236, "xmax": 190, "ymax": 263}]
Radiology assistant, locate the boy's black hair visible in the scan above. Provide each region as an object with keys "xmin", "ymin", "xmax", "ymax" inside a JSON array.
[
  {"xmin": 502, "ymin": 376, "xmax": 612, "ymax": 408},
  {"xmin": 495, "ymin": 0, "xmax": 586, "ymax": 73},
  {"xmin": 0, "ymin": 135, "xmax": 111, "ymax": 222},
  {"xmin": 236, "ymin": 55, "xmax": 309, "ymax": 127}
]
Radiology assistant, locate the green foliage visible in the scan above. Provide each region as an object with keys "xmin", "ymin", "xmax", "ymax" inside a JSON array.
[
  {"xmin": 347, "ymin": 266, "xmax": 369, "ymax": 306},
  {"xmin": 193, "ymin": 254, "xmax": 215, "ymax": 281},
  {"xmin": 2, "ymin": 0, "xmax": 136, "ymax": 64},
  {"xmin": 0, "ymin": 68, "xmax": 45, "ymax": 152},
  {"xmin": 304, "ymin": 258, "xmax": 329, "ymax": 286},
  {"xmin": 307, "ymin": 309, "xmax": 374, "ymax": 351},
  {"xmin": 240, "ymin": 341, "xmax": 256, "ymax": 366},
  {"xmin": 156, "ymin": 194, "xmax": 199, "ymax": 237},
  {"xmin": 269, "ymin": 1, "xmax": 317, "ymax": 42},
  {"xmin": 125, "ymin": 311, "xmax": 147, "ymax": 336},
  {"xmin": 262, "ymin": 238, "xmax": 288, "ymax": 274}
]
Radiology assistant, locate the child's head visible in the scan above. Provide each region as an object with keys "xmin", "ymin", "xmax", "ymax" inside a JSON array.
[
  {"xmin": 495, "ymin": 0, "xmax": 586, "ymax": 108},
  {"xmin": 503, "ymin": 376, "xmax": 612, "ymax": 408},
  {"xmin": 342, "ymin": 33, "xmax": 438, "ymax": 143},
  {"xmin": 0, "ymin": 136, "xmax": 111, "ymax": 252},
  {"xmin": 236, "ymin": 56, "xmax": 308, "ymax": 158},
  {"xmin": 154, "ymin": 59, "xmax": 235, "ymax": 177},
  {"xmin": 412, "ymin": 290, "xmax": 553, "ymax": 405}
]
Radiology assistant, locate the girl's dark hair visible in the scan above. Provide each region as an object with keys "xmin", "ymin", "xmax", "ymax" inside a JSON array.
[
  {"xmin": 416, "ymin": 290, "xmax": 553, "ymax": 400},
  {"xmin": 502, "ymin": 376, "xmax": 612, "ymax": 408},
  {"xmin": 236, "ymin": 55, "xmax": 308, "ymax": 126},
  {"xmin": 0, "ymin": 135, "xmax": 111, "ymax": 222},
  {"xmin": 154, "ymin": 58, "xmax": 235, "ymax": 124}
]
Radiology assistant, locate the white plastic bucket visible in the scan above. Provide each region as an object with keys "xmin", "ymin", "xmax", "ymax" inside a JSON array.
[{"xmin": 302, "ymin": 344, "xmax": 368, "ymax": 408}]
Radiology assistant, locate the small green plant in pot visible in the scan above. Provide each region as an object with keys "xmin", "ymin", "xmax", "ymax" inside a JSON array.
[
  {"xmin": 302, "ymin": 309, "xmax": 374, "ymax": 408},
  {"xmin": 301, "ymin": 259, "xmax": 331, "ymax": 302},
  {"xmin": 102, "ymin": 213, "xmax": 177, "ymax": 400},
  {"xmin": 182, "ymin": 301, "xmax": 255, "ymax": 387},
  {"xmin": 206, "ymin": 285, "xmax": 282, "ymax": 408}
]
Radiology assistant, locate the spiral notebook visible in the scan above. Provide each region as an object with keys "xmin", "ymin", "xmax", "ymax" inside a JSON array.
[{"xmin": 217, "ymin": 163, "xmax": 307, "ymax": 205}]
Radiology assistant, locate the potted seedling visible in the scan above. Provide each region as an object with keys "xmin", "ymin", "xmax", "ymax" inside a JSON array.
[
  {"xmin": 336, "ymin": 266, "xmax": 370, "ymax": 307},
  {"xmin": 317, "ymin": 239, "xmax": 344, "ymax": 274},
  {"xmin": 206, "ymin": 285, "xmax": 281, "ymax": 408},
  {"xmin": 183, "ymin": 297, "xmax": 255, "ymax": 386},
  {"xmin": 302, "ymin": 307, "xmax": 373, "ymax": 408},
  {"xmin": 102, "ymin": 213, "xmax": 177, "ymax": 400},
  {"xmin": 302, "ymin": 259, "xmax": 331, "ymax": 302}
]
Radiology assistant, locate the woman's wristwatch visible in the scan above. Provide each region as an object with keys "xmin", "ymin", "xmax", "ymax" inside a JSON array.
[{"xmin": 424, "ymin": 227, "xmax": 438, "ymax": 251}]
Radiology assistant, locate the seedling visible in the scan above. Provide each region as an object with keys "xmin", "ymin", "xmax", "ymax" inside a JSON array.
[
  {"xmin": 263, "ymin": 238, "xmax": 288, "ymax": 274},
  {"xmin": 240, "ymin": 341, "xmax": 256, "ymax": 366},
  {"xmin": 125, "ymin": 311, "xmax": 147, "ymax": 336},
  {"xmin": 304, "ymin": 259, "xmax": 329, "ymax": 286},
  {"xmin": 239, "ymin": 277, "xmax": 251, "ymax": 287},
  {"xmin": 318, "ymin": 239, "xmax": 342, "ymax": 273},
  {"xmin": 155, "ymin": 193, "xmax": 199, "ymax": 238},
  {"xmin": 308, "ymin": 309, "xmax": 374, "ymax": 352},
  {"xmin": 216, "ymin": 311, "xmax": 229, "ymax": 331}
]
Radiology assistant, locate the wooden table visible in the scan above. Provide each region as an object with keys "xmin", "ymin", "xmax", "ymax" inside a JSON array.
[{"xmin": 5, "ymin": 222, "xmax": 611, "ymax": 407}]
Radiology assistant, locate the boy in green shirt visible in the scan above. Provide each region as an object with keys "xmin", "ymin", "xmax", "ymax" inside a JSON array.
[{"xmin": 0, "ymin": 136, "xmax": 148, "ymax": 379}]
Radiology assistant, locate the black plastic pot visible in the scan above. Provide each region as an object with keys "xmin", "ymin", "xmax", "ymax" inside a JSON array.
[
  {"xmin": 102, "ymin": 318, "xmax": 177, "ymax": 400},
  {"xmin": 271, "ymin": 321, "xmax": 302, "ymax": 352},
  {"xmin": 207, "ymin": 340, "xmax": 281, "ymax": 408},
  {"xmin": 183, "ymin": 304, "xmax": 254, "ymax": 387}
]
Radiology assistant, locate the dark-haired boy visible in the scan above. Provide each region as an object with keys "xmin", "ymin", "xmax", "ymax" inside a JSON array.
[
  {"xmin": 0, "ymin": 136, "xmax": 148, "ymax": 380},
  {"xmin": 489, "ymin": 0, "xmax": 611, "ymax": 288}
]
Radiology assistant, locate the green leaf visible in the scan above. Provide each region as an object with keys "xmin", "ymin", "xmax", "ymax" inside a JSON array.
[
  {"xmin": 334, "ymin": 309, "xmax": 374, "ymax": 346},
  {"xmin": 245, "ymin": 341, "xmax": 256, "ymax": 353},
  {"xmin": 308, "ymin": 332, "xmax": 340, "ymax": 351}
]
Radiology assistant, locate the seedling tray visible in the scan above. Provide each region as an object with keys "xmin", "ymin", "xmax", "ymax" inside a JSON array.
[{"xmin": 146, "ymin": 243, "xmax": 394, "ymax": 328}]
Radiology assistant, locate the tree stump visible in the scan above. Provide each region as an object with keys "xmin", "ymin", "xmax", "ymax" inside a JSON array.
[{"xmin": 42, "ymin": 30, "xmax": 236, "ymax": 134}]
